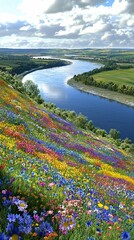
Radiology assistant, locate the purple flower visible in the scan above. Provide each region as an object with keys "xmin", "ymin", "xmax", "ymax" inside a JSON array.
[{"xmin": 121, "ymin": 231, "xmax": 131, "ymax": 240}]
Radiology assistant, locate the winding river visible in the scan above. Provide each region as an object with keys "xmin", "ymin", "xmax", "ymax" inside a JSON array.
[{"xmin": 23, "ymin": 59, "xmax": 134, "ymax": 142}]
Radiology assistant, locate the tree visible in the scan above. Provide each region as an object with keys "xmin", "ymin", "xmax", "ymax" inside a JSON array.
[
  {"xmin": 87, "ymin": 120, "xmax": 94, "ymax": 131},
  {"xmin": 23, "ymin": 80, "xmax": 40, "ymax": 99},
  {"xmin": 74, "ymin": 113, "xmax": 88, "ymax": 129},
  {"xmin": 109, "ymin": 129, "xmax": 120, "ymax": 140},
  {"xmin": 96, "ymin": 128, "xmax": 107, "ymax": 137},
  {"xmin": 129, "ymin": 143, "xmax": 134, "ymax": 153}
]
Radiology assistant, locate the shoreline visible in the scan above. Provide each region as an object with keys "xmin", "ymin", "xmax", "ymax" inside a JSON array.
[
  {"xmin": 68, "ymin": 79, "xmax": 134, "ymax": 108},
  {"xmin": 19, "ymin": 59, "xmax": 72, "ymax": 78}
]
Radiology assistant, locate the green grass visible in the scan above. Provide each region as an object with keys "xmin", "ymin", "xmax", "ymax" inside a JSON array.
[{"xmin": 93, "ymin": 68, "xmax": 134, "ymax": 87}]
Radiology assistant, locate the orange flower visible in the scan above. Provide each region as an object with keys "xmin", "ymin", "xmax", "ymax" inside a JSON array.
[{"xmin": 44, "ymin": 232, "xmax": 58, "ymax": 240}]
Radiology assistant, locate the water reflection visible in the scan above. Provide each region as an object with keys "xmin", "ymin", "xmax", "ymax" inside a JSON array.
[{"xmin": 23, "ymin": 59, "xmax": 134, "ymax": 142}]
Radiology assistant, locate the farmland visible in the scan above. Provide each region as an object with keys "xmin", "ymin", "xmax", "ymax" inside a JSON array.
[{"xmin": 93, "ymin": 68, "xmax": 134, "ymax": 87}]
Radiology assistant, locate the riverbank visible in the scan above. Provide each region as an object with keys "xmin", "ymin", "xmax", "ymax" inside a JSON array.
[
  {"xmin": 20, "ymin": 59, "xmax": 72, "ymax": 78},
  {"xmin": 68, "ymin": 78, "xmax": 134, "ymax": 108}
]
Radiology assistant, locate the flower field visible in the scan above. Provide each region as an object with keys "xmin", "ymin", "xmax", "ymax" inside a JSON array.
[{"xmin": 0, "ymin": 77, "xmax": 134, "ymax": 240}]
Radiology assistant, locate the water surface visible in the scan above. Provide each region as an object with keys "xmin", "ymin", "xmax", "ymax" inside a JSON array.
[{"xmin": 23, "ymin": 60, "xmax": 134, "ymax": 142}]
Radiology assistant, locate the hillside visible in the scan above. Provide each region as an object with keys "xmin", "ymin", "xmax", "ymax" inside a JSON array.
[{"xmin": 0, "ymin": 77, "xmax": 134, "ymax": 240}]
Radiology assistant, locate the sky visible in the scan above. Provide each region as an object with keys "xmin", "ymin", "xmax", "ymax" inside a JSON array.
[{"xmin": 0, "ymin": 0, "xmax": 133, "ymax": 49}]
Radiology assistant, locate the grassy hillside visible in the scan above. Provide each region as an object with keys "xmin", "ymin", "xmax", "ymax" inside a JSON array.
[
  {"xmin": 0, "ymin": 77, "xmax": 134, "ymax": 239},
  {"xmin": 93, "ymin": 68, "xmax": 134, "ymax": 87}
]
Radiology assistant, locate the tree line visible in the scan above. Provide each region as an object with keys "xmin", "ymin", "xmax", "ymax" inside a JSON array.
[
  {"xmin": 43, "ymin": 102, "xmax": 134, "ymax": 153},
  {"xmin": 72, "ymin": 61, "xmax": 134, "ymax": 96}
]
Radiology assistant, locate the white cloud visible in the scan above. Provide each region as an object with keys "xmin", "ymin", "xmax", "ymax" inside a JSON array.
[
  {"xmin": 0, "ymin": 0, "xmax": 133, "ymax": 48},
  {"xmin": 18, "ymin": 0, "xmax": 55, "ymax": 15},
  {"xmin": 80, "ymin": 20, "xmax": 108, "ymax": 35},
  {"xmin": 19, "ymin": 25, "xmax": 32, "ymax": 31}
]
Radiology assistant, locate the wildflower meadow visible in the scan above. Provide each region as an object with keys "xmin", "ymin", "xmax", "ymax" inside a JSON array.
[{"xmin": 0, "ymin": 78, "xmax": 134, "ymax": 240}]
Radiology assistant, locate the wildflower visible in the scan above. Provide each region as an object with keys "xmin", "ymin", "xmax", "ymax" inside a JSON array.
[
  {"xmin": 0, "ymin": 233, "xmax": 9, "ymax": 240},
  {"xmin": 38, "ymin": 181, "xmax": 46, "ymax": 187},
  {"xmin": 3, "ymin": 199, "xmax": 12, "ymax": 206},
  {"xmin": 104, "ymin": 205, "xmax": 109, "ymax": 210},
  {"xmin": 7, "ymin": 214, "xmax": 21, "ymax": 223},
  {"xmin": 14, "ymin": 200, "xmax": 28, "ymax": 212},
  {"xmin": 121, "ymin": 231, "xmax": 131, "ymax": 240},
  {"xmin": 48, "ymin": 182, "xmax": 55, "ymax": 187},
  {"xmin": 86, "ymin": 220, "xmax": 92, "ymax": 227},
  {"xmin": 6, "ymin": 222, "xmax": 20, "ymax": 238},
  {"xmin": 59, "ymin": 216, "xmax": 76, "ymax": 234},
  {"xmin": 44, "ymin": 232, "xmax": 58, "ymax": 240},
  {"xmin": 34, "ymin": 214, "xmax": 40, "ymax": 222},
  {"xmin": 9, "ymin": 178, "xmax": 15, "ymax": 185},
  {"xmin": 9, "ymin": 234, "xmax": 19, "ymax": 240},
  {"xmin": 6, "ymin": 213, "xmax": 32, "ymax": 235},
  {"xmin": 47, "ymin": 210, "xmax": 53, "ymax": 215},
  {"xmin": 86, "ymin": 210, "xmax": 92, "ymax": 215},
  {"xmin": 98, "ymin": 203, "xmax": 103, "ymax": 208},
  {"xmin": 34, "ymin": 221, "xmax": 53, "ymax": 237}
]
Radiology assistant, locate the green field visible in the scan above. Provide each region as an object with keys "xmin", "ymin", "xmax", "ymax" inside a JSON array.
[{"xmin": 93, "ymin": 68, "xmax": 134, "ymax": 86}]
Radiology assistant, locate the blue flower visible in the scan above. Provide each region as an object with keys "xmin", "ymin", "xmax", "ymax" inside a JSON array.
[
  {"xmin": 18, "ymin": 213, "xmax": 33, "ymax": 234},
  {"xmin": 121, "ymin": 231, "xmax": 131, "ymax": 240},
  {"xmin": 34, "ymin": 221, "xmax": 53, "ymax": 237},
  {"xmin": 86, "ymin": 220, "xmax": 92, "ymax": 227},
  {"xmin": 3, "ymin": 199, "xmax": 12, "ymax": 207},
  {"xmin": 6, "ymin": 213, "xmax": 32, "ymax": 235},
  {"xmin": 6, "ymin": 222, "xmax": 20, "ymax": 236},
  {"xmin": 0, "ymin": 233, "xmax": 9, "ymax": 240},
  {"xmin": 7, "ymin": 214, "xmax": 21, "ymax": 223}
]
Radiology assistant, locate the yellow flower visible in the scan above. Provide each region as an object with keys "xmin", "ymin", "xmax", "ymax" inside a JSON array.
[
  {"xmin": 104, "ymin": 205, "xmax": 109, "ymax": 210},
  {"xmin": 98, "ymin": 203, "xmax": 103, "ymax": 208},
  {"xmin": 10, "ymin": 234, "xmax": 19, "ymax": 240},
  {"xmin": 33, "ymin": 232, "xmax": 38, "ymax": 236}
]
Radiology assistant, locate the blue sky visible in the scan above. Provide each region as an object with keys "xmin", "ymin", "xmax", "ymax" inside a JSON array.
[
  {"xmin": 0, "ymin": 0, "xmax": 19, "ymax": 14},
  {"xmin": 105, "ymin": 0, "xmax": 114, "ymax": 6},
  {"xmin": 0, "ymin": 0, "xmax": 133, "ymax": 48}
]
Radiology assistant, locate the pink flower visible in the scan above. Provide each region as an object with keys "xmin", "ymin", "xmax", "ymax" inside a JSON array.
[
  {"xmin": 48, "ymin": 182, "xmax": 55, "ymax": 187},
  {"xmin": 2, "ymin": 190, "xmax": 7, "ymax": 194},
  {"xmin": 34, "ymin": 214, "xmax": 40, "ymax": 222},
  {"xmin": 47, "ymin": 210, "xmax": 53, "ymax": 215},
  {"xmin": 86, "ymin": 210, "xmax": 92, "ymax": 215},
  {"xmin": 38, "ymin": 181, "xmax": 46, "ymax": 187}
]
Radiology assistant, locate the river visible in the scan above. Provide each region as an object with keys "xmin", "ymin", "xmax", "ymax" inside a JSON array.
[{"xmin": 23, "ymin": 59, "xmax": 134, "ymax": 142}]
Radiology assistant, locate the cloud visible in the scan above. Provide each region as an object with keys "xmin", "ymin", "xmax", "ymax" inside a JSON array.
[
  {"xmin": 111, "ymin": 0, "xmax": 134, "ymax": 15},
  {"xmin": 0, "ymin": 0, "xmax": 133, "ymax": 48},
  {"xmin": 122, "ymin": 0, "xmax": 134, "ymax": 14},
  {"xmin": 19, "ymin": 0, "xmax": 106, "ymax": 14},
  {"xmin": 0, "ymin": 21, "xmax": 28, "ymax": 37},
  {"xmin": 46, "ymin": 0, "xmax": 106, "ymax": 13}
]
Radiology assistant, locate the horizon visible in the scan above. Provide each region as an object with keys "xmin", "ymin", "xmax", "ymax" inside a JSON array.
[{"xmin": 0, "ymin": 47, "xmax": 134, "ymax": 50}]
